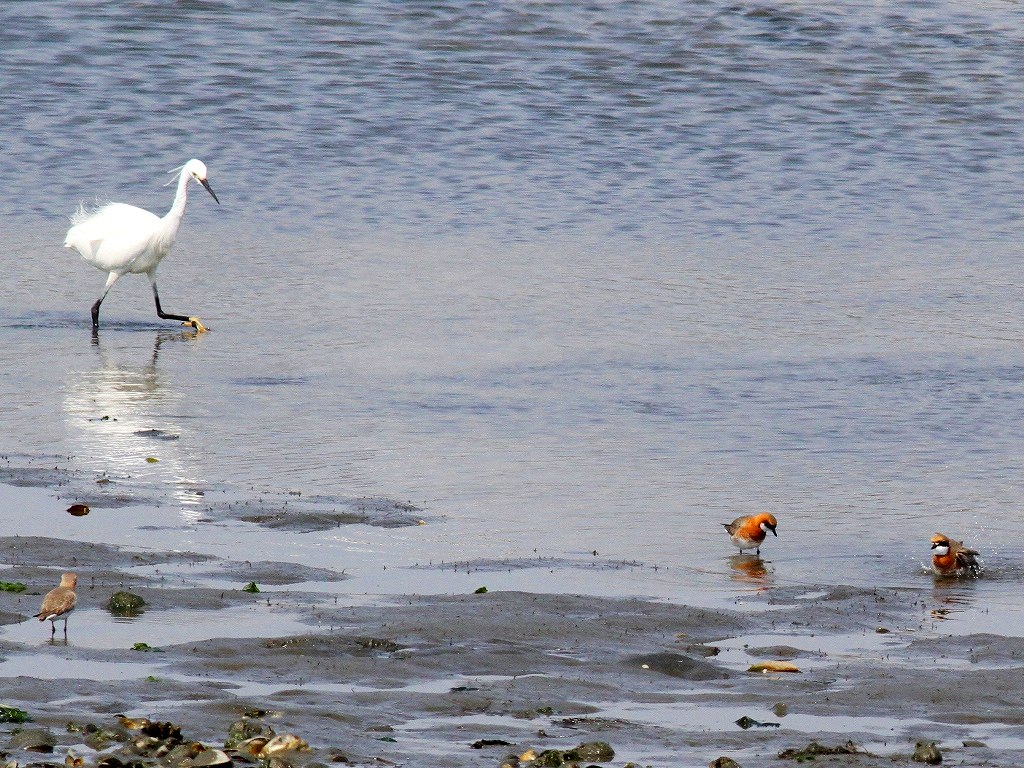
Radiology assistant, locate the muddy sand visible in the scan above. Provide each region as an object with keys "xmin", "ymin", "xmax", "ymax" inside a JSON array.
[{"xmin": 2, "ymin": 531, "xmax": 1023, "ymax": 768}]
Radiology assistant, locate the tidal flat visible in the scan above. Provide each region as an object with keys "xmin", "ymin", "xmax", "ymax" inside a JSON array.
[{"xmin": 2, "ymin": 495, "xmax": 1024, "ymax": 767}]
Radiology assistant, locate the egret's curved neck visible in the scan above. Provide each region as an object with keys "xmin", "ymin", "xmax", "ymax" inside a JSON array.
[{"xmin": 162, "ymin": 169, "xmax": 192, "ymax": 231}]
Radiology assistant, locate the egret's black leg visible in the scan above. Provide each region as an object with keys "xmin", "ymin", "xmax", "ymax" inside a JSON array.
[
  {"xmin": 151, "ymin": 282, "xmax": 191, "ymax": 323},
  {"xmin": 92, "ymin": 271, "xmax": 121, "ymax": 330},
  {"xmin": 152, "ymin": 282, "xmax": 208, "ymax": 332}
]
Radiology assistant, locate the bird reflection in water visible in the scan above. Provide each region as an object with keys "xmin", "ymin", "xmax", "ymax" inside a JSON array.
[
  {"xmin": 64, "ymin": 331, "xmax": 206, "ymax": 521},
  {"xmin": 928, "ymin": 580, "xmax": 976, "ymax": 622},
  {"xmin": 728, "ymin": 553, "xmax": 773, "ymax": 587}
]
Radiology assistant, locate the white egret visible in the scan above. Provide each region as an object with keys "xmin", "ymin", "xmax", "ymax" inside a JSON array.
[{"xmin": 64, "ymin": 159, "xmax": 220, "ymax": 331}]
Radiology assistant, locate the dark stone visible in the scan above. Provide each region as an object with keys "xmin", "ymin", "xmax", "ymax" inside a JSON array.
[
  {"xmin": 779, "ymin": 741, "xmax": 869, "ymax": 760},
  {"xmin": 628, "ymin": 652, "xmax": 729, "ymax": 680},
  {"xmin": 470, "ymin": 739, "xmax": 512, "ymax": 749},
  {"xmin": 565, "ymin": 742, "xmax": 615, "ymax": 762},
  {"xmin": 108, "ymin": 591, "xmax": 146, "ymax": 616},
  {"xmin": 354, "ymin": 637, "xmax": 402, "ymax": 652},
  {"xmin": 912, "ymin": 741, "xmax": 942, "ymax": 764},
  {"xmin": 533, "ymin": 750, "xmax": 566, "ymax": 767}
]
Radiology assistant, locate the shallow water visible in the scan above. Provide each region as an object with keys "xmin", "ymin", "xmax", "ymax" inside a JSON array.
[
  {"xmin": 0, "ymin": 605, "xmax": 316, "ymax": 651},
  {"xmin": 3, "ymin": 1, "xmax": 1024, "ymax": 629},
  {"xmin": 594, "ymin": 699, "xmax": 1024, "ymax": 753},
  {"xmin": 0, "ymin": 656, "xmax": 163, "ymax": 683}
]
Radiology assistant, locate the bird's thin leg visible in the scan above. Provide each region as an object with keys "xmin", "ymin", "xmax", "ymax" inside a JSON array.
[
  {"xmin": 150, "ymin": 279, "xmax": 207, "ymax": 332},
  {"xmin": 63, "ymin": 617, "xmax": 69, "ymax": 638},
  {"xmin": 150, "ymin": 281, "xmax": 189, "ymax": 322},
  {"xmin": 92, "ymin": 272, "xmax": 122, "ymax": 329},
  {"xmin": 50, "ymin": 621, "xmax": 56, "ymax": 637}
]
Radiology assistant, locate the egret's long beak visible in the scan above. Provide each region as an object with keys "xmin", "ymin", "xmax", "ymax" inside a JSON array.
[{"xmin": 200, "ymin": 178, "xmax": 220, "ymax": 204}]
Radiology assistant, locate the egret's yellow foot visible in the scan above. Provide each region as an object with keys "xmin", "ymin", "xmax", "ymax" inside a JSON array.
[{"xmin": 183, "ymin": 317, "xmax": 208, "ymax": 333}]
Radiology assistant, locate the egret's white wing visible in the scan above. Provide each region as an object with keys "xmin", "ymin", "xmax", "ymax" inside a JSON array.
[{"xmin": 64, "ymin": 203, "xmax": 161, "ymax": 273}]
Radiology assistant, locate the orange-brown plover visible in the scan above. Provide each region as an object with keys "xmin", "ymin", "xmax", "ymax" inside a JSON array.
[
  {"xmin": 722, "ymin": 512, "xmax": 779, "ymax": 556},
  {"xmin": 930, "ymin": 533, "xmax": 982, "ymax": 577}
]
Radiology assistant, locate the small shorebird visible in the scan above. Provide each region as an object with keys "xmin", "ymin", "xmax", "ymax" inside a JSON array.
[
  {"xmin": 722, "ymin": 512, "xmax": 778, "ymax": 555},
  {"xmin": 35, "ymin": 572, "xmax": 78, "ymax": 638},
  {"xmin": 930, "ymin": 533, "xmax": 982, "ymax": 577}
]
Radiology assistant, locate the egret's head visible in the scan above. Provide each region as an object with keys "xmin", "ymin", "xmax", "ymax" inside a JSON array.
[
  {"xmin": 183, "ymin": 158, "xmax": 220, "ymax": 204},
  {"xmin": 183, "ymin": 158, "xmax": 208, "ymax": 180}
]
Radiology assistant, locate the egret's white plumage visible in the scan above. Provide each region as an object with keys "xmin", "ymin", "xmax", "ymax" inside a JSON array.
[{"xmin": 64, "ymin": 159, "xmax": 219, "ymax": 331}]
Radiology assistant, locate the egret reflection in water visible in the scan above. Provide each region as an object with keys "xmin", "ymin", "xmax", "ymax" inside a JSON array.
[{"xmin": 63, "ymin": 331, "xmax": 206, "ymax": 521}]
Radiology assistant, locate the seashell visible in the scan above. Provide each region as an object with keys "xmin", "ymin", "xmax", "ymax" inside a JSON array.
[
  {"xmin": 165, "ymin": 743, "xmax": 204, "ymax": 766},
  {"xmin": 235, "ymin": 737, "xmax": 270, "ymax": 757},
  {"xmin": 258, "ymin": 735, "xmax": 308, "ymax": 757},
  {"xmin": 133, "ymin": 735, "xmax": 160, "ymax": 752},
  {"xmin": 11, "ymin": 728, "xmax": 56, "ymax": 753},
  {"xmin": 152, "ymin": 742, "xmax": 173, "ymax": 758},
  {"xmin": 519, "ymin": 749, "xmax": 537, "ymax": 761},
  {"xmin": 65, "ymin": 749, "xmax": 85, "ymax": 768},
  {"xmin": 118, "ymin": 717, "xmax": 151, "ymax": 730},
  {"xmin": 192, "ymin": 748, "xmax": 233, "ymax": 767},
  {"xmin": 224, "ymin": 718, "xmax": 275, "ymax": 749},
  {"xmin": 748, "ymin": 660, "xmax": 801, "ymax": 674},
  {"xmin": 140, "ymin": 720, "xmax": 182, "ymax": 741}
]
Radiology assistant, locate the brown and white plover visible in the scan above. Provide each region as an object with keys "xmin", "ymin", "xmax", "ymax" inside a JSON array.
[{"xmin": 35, "ymin": 572, "xmax": 78, "ymax": 638}]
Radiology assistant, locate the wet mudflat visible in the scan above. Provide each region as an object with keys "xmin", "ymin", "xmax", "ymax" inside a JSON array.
[{"xmin": 3, "ymin": 524, "xmax": 1024, "ymax": 768}]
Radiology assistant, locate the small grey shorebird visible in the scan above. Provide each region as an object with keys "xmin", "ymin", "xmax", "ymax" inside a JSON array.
[{"xmin": 35, "ymin": 572, "xmax": 78, "ymax": 638}]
